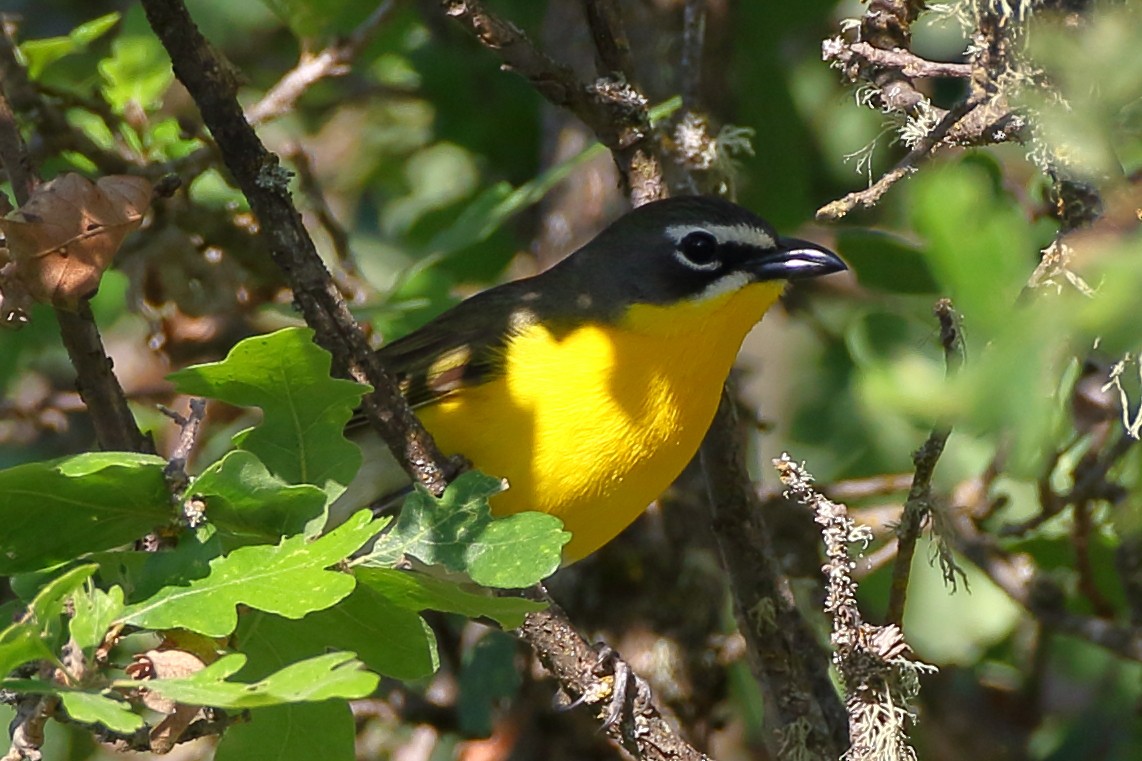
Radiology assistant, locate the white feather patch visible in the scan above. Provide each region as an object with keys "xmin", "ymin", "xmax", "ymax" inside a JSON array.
[
  {"xmin": 692, "ymin": 271, "xmax": 751, "ymax": 302},
  {"xmin": 665, "ymin": 222, "xmax": 776, "ymax": 250}
]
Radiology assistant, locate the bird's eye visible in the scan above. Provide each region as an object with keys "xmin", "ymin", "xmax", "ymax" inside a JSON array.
[{"xmin": 678, "ymin": 230, "xmax": 719, "ymax": 268}]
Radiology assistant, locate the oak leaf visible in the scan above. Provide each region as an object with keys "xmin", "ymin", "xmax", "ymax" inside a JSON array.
[{"xmin": 0, "ymin": 174, "xmax": 152, "ymax": 310}]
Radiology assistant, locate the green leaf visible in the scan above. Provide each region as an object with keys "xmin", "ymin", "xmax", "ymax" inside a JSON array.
[
  {"xmin": 190, "ymin": 450, "xmax": 327, "ymax": 541},
  {"xmin": 0, "ymin": 452, "xmax": 170, "ymax": 574},
  {"xmin": 214, "ymin": 703, "xmax": 355, "ymax": 761},
  {"xmin": 70, "ymin": 586, "xmax": 125, "ymax": 654},
  {"xmin": 119, "ymin": 512, "xmax": 386, "ymax": 637},
  {"xmin": 911, "ymin": 162, "xmax": 1032, "ymax": 337},
  {"xmin": 58, "ymin": 690, "xmax": 143, "ymax": 733},
  {"xmin": 238, "ymin": 589, "xmax": 437, "ymax": 682},
  {"xmin": 27, "ymin": 565, "xmax": 98, "ymax": 623},
  {"xmin": 125, "ymin": 529, "xmax": 223, "ymax": 603},
  {"xmin": 169, "ymin": 327, "xmax": 368, "ymax": 501},
  {"xmin": 424, "ymin": 142, "xmax": 605, "ymax": 258},
  {"xmin": 463, "ymin": 510, "xmax": 568, "ymax": 588},
  {"xmin": 835, "ymin": 229, "xmax": 939, "ymax": 295},
  {"xmin": 0, "ymin": 626, "xmax": 56, "ymax": 680},
  {"xmin": 99, "ymin": 6, "xmax": 173, "ymax": 112},
  {"xmin": 355, "ymin": 567, "xmax": 544, "ymax": 629},
  {"xmin": 0, "ymin": 680, "xmax": 143, "ymax": 733},
  {"xmin": 19, "ymin": 12, "xmax": 120, "ymax": 79},
  {"xmin": 362, "ymin": 472, "xmax": 568, "ymax": 588},
  {"xmin": 123, "ymin": 652, "xmax": 378, "ymax": 708}
]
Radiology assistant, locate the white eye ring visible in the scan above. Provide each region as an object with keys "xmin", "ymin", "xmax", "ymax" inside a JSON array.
[{"xmin": 673, "ymin": 229, "xmax": 721, "ymax": 271}]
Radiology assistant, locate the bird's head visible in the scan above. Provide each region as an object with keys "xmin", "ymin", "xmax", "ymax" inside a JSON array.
[{"xmin": 561, "ymin": 196, "xmax": 846, "ymax": 319}]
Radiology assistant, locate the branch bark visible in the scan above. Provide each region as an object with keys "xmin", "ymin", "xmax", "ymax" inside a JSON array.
[
  {"xmin": 700, "ymin": 391, "xmax": 849, "ymax": 760},
  {"xmin": 441, "ymin": 0, "xmax": 664, "ymax": 206},
  {"xmin": 515, "ymin": 586, "xmax": 712, "ymax": 761},
  {"xmin": 139, "ymin": 0, "xmax": 452, "ymax": 494}
]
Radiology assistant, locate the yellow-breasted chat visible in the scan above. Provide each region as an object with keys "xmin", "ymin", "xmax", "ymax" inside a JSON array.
[{"xmin": 334, "ymin": 195, "xmax": 846, "ymax": 562}]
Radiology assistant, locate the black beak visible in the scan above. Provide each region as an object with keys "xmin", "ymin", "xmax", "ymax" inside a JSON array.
[{"xmin": 753, "ymin": 237, "xmax": 847, "ymax": 281}]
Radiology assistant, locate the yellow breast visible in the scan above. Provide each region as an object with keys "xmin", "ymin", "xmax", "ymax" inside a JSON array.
[{"xmin": 416, "ymin": 281, "xmax": 785, "ymax": 562}]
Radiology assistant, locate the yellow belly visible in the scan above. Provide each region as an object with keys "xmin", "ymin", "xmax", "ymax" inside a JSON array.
[{"xmin": 417, "ymin": 281, "xmax": 784, "ymax": 562}]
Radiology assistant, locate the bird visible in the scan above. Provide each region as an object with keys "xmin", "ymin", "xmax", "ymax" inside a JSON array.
[{"xmin": 334, "ymin": 195, "xmax": 846, "ymax": 563}]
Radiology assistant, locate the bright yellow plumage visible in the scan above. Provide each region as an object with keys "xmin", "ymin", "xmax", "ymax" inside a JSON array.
[{"xmin": 416, "ymin": 281, "xmax": 785, "ymax": 561}]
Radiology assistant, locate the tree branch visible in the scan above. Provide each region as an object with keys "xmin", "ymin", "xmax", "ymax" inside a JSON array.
[
  {"xmin": 139, "ymin": 0, "xmax": 452, "ymax": 494},
  {"xmin": 440, "ymin": 0, "xmax": 664, "ymax": 205},
  {"xmin": 581, "ymin": 0, "xmax": 635, "ymax": 82},
  {"xmin": 817, "ymin": 95, "xmax": 982, "ymax": 221},
  {"xmin": 515, "ymin": 586, "xmax": 712, "ymax": 761},
  {"xmin": 700, "ymin": 391, "xmax": 848, "ymax": 760}
]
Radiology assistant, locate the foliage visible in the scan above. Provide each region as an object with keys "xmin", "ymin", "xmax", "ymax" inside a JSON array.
[
  {"xmin": 1, "ymin": 0, "xmax": 1140, "ymax": 760},
  {"xmin": 0, "ymin": 329, "xmax": 556, "ymax": 757}
]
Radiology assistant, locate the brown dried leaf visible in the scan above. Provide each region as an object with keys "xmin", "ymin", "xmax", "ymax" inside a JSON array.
[
  {"xmin": 0, "ymin": 174, "xmax": 152, "ymax": 310},
  {"xmin": 149, "ymin": 703, "xmax": 203, "ymax": 754},
  {"xmin": 128, "ymin": 648, "xmax": 207, "ymax": 714}
]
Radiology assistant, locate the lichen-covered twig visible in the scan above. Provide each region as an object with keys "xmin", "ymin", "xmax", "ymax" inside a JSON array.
[
  {"xmin": 817, "ymin": 95, "xmax": 982, "ymax": 220},
  {"xmin": 817, "ymin": 1, "xmax": 1027, "ymax": 220},
  {"xmin": 776, "ymin": 455, "xmax": 931, "ymax": 761}
]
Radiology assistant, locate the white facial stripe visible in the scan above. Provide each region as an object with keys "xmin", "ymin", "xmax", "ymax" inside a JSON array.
[
  {"xmin": 691, "ymin": 271, "xmax": 751, "ymax": 302},
  {"xmin": 665, "ymin": 222, "xmax": 776, "ymax": 250},
  {"xmin": 671, "ymin": 248, "xmax": 720, "ymax": 271}
]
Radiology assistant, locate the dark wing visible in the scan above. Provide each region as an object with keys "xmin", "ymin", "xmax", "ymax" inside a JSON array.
[{"xmin": 346, "ymin": 283, "xmax": 543, "ymax": 433}]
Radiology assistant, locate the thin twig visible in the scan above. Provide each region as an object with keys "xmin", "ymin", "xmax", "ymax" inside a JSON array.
[
  {"xmin": 949, "ymin": 477, "xmax": 1142, "ymax": 662},
  {"xmin": 245, "ymin": 0, "xmax": 399, "ymax": 126},
  {"xmin": 885, "ymin": 299, "xmax": 961, "ymax": 627},
  {"xmin": 440, "ymin": 0, "xmax": 665, "ymax": 205},
  {"xmin": 284, "ymin": 143, "xmax": 364, "ymax": 296},
  {"xmin": 828, "ymin": 40, "xmax": 973, "ymax": 80},
  {"xmin": 825, "ymin": 473, "xmax": 914, "ymax": 502},
  {"xmin": 1067, "ymin": 431, "xmax": 1135, "ymax": 505},
  {"xmin": 679, "ymin": 0, "xmax": 706, "ymax": 110},
  {"xmin": 1002, "ymin": 431, "xmax": 1134, "ymax": 537},
  {"xmin": 1071, "ymin": 499, "xmax": 1115, "ymax": 617},
  {"xmin": 817, "ymin": 96, "xmax": 981, "ymax": 221},
  {"xmin": 159, "ymin": 398, "xmax": 207, "ymax": 498}
]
